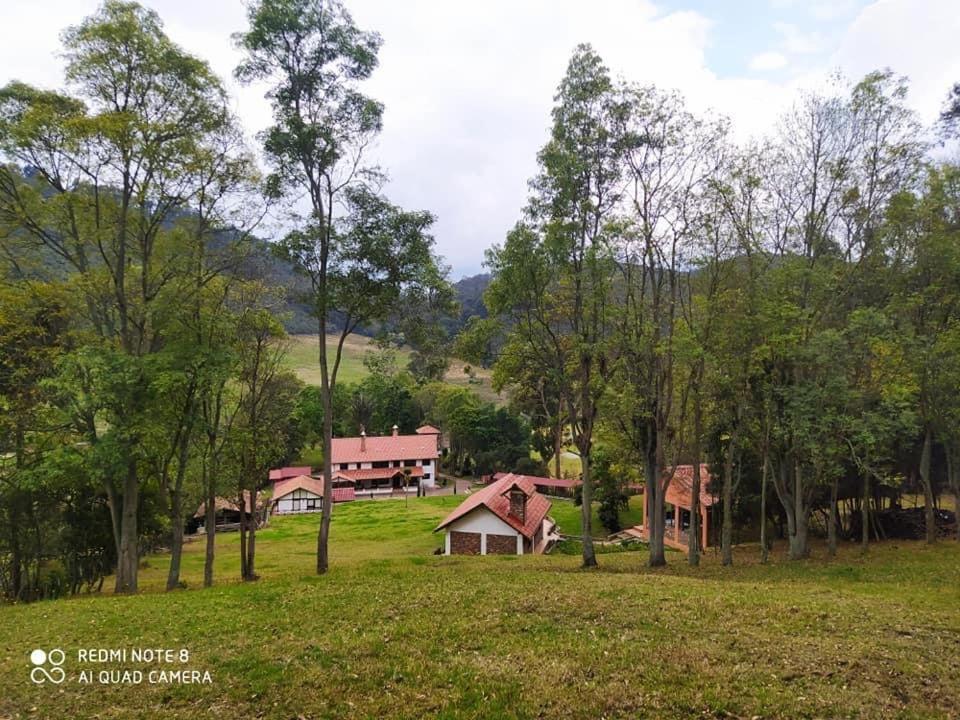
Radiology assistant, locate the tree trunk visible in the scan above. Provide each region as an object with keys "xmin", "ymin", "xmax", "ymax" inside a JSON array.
[
  {"xmin": 919, "ymin": 426, "xmax": 936, "ymax": 544},
  {"xmin": 760, "ymin": 445, "xmax": 769, "ymax": 564},
  {"xmin": 115, "ymin": 459, "xmax": 139, "ymax": 594},
  {"xmin": 165, "ymin": 519, "xmax": 184, "ymax": 591},
  {"xmin": 317, "ymin": 387, "xmax": 333, "ymax": 574},
  {"xmin": 245, "ymin": 497, "xmax": 257, "ymax": 581},
  {"xmin": 554, "ymin": 413, "xmax": 563, "ymax": 478},
  {"xmin": 317, "ymin": 315, "xmax": 334, "ymax": 574},
  {"xmin": 688, "ymin": 392, "xmax": 703, "ymax": 567},
  {"xmin": 580, "ymin": 450, "xmax": 597, "ymax": 568},
  {"xmin": 827, "ymin": 474, "xmax": 839, "ymax": 558},
  {"xmin": 204, "ymin": 480, "xmax": 216, "ymax": 588},
  {"xmin": 721, "ymin": 438, "xmax": 735, "ymax": 567},
  {"xmin": 238, "ymin": 493, "xmax": 248, "ymax": 580},
  {"xmin": 645, "ymin": 443, "xmax": 666, "ymax": 567},
  {"xmin": 860, "ymin": 472, "xmax": 870, "ymax": 554},
  {"xmin": 9, "ymin": 510, "xmax": 22, "ymax": 600},
  {"xmin": 788, "ymin": 462, "xmax": 809, "ymax": 560}
]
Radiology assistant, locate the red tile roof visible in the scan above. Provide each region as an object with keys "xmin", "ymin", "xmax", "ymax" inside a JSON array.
[
  {"xmin": 332, "ymin": 487, "xmax": 356, "ymax": 503},
  {"xmin": 416, "ymin": 424, "xmax": 441, "ymax": 434},
  {"xmin": 334, "ymin": 467, "xmax": 424, "ymax": 482},
  {"xmin": 269, "ymin": 466, "xmax": 312, "ymax": 482},
  {"xmin": 492, "ymin": 471, "xmax": 580, "ymax": 489},
  {"xmin": 435, "ymin": 473, "xmax": 551, "ymax": 540},
  {"xmin": 331, "ymin": 434, "xmax": 439, "ymax": 464},
  {"xmin": 272, "ymin": 474, "xmax": 324, "ymax": 500},
  {"xmin": 273, "ymin": 475, "xmax": 359, "ymax": 504},
  {"xmin": 665, "ymin": 465, "xmax": 717, "ymax": 508}
]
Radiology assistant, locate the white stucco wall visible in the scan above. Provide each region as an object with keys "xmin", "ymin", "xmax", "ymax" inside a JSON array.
[
  {"xmin": 274, "ymin": 488, "xmax": 323, "ymax": 514},
  {"xmin": 419, "ymin": 459, "xmax": 436, "ymax": 488},
  {"xmin": 444, "ymin": 507, "xmax": 522, "ymax": 556}
]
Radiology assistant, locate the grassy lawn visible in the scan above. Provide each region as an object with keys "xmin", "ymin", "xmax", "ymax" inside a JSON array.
[
  {"xmin": 547, "ymin": 495, "xmax": 644, "ymax": 538},
  {"xmin": 283, "ymin": 334, "xmax": 503, "ymax": 404},
  {"xmin": 2, "ymin": 497, "xmax": 959, "ymax": 719},
  {"xmin": 283, "ymin": 334, "xmax": 396, "ymax": 387}
]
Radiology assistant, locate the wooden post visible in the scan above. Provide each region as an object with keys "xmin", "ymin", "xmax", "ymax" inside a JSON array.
[{"xmin": 674, "ymin": 504, "xmax": 681, "ymax": 543}]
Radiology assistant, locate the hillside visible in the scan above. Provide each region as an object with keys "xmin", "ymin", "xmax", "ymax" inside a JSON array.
[
  {"xmin": 1, "ymin": 497, "xmax": 958, "ymax": 719},
  {"xmin": 283, "ymin": 333, "xmax": 501, "ymax": 403}
]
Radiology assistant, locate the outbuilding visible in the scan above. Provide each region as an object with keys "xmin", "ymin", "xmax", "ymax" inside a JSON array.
[{"xmin": 434, "ymin": 473, "xmax": 558, "ymax": 555}]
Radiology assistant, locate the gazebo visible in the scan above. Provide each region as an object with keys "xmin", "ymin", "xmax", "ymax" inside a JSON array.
[{"xmin": 640, "ymin": 465, "xmax": 716, "ymax": 552}]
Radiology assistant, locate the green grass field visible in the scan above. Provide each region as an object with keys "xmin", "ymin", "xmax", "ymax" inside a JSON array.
[
  {"xmin": 2, "ymin": 496, "xmax": 959, "ymax": 719},
  {"xmin": 283, "ymin": 334, "xmax": 502, "ymax": 404}
]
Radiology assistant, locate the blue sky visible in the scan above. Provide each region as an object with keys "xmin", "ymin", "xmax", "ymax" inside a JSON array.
[
  {"xmin": 1, "ymin": 0, "xmax": 958, "ymax": 278},
  {"xmin": 683, "ymin": 0, "xmax": 870, "ymax": 76}
]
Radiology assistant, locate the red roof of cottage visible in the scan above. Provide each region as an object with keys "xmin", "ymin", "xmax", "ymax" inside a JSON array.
[
  {"xmin": 272, "ymin": 474, "xmax": 324, "ymax": 500},
  {"xmin": 269, "ymin": 466, "xmax": 312, "ymax": 482},
  {"xmin": 416, "ymin": 424, "xmax": 441, "ymax": 434},
  {"xmin": 665, "ymin": 465, "xmax": 717, "ymax": 508},
  {"xmin": 274, "ymin": 475, "xmax": 358, "ymax": 504},
  {"xmin": 331, "ymin": 434, "xmax": 439, "ymax": 464},
  {"xmin": 435, "ymin": 473, "xmax": 551, "ymax": 540}
]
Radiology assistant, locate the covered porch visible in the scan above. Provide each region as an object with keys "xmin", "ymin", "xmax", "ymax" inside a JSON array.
[{"xmin": 638, "ymin": 465, "xmax": 716, "ymax": 553}]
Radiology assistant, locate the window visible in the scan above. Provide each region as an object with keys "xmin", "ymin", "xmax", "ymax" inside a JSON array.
[
  {"xmin": 422, "ymin": 459, "xmax": 432, "ymax": 465},
  {"xmin": 339, "ymin": 463, "xmax": 348, "ymax": 470},
  {"xmin": 306, "ymin": 499, "xmax": 317, "ymax": 510},
  {"xmin": 423, "ymin": 473, "xmax": 431, "ymax": 480},
  {"xmin": 404, "ymin": 459, "xmax": 416, "ymax": 467},
  {"xmin": 373, "ymin": 461, "xmax": 389, "ymax": 469},
  {"xmin": 292, "ymin": 499, "xmax": 301, "ymax": 511}
]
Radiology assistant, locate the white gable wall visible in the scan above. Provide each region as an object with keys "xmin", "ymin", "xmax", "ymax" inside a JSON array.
[
  {"xmin": 274, "ymin": 487, "xmax": 323, "ymax": 514},
  {"xmin": 443, "ymin": 507, "xmax": 523, "ymax": 555}
]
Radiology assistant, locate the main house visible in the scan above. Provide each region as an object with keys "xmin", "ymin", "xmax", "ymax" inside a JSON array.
[
  {"xmin": 435, "ymin": 472, "xmax": 558, "ymax": 555},
  {"xmin": 330, "ymin": 425, "xmax": 441, "ymax": 495},
  {"xmin": 268, "ymin": 425, "xmax": 441, "ymax": 514}
]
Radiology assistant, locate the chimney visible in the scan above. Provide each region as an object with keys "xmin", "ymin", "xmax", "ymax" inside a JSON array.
[
  {"xmin": 509, "ymin": 487, "xmax": 526, "ymax": 523},
  {"xmin": 392, "ymin": 424, "xmax": 399, "ymax": 437},
  {"xmin": 360, "ymin": 429, "xmax": 366, "ymax": 452}
]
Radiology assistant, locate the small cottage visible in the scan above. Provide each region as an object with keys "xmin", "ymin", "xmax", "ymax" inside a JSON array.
[
  {"xmin": 272, "ymin": 475, "xmax": 357, "ymax": 514},
  {"xmin": 435, "ymin": 473, "xmax": 558, "ymax": 555}
]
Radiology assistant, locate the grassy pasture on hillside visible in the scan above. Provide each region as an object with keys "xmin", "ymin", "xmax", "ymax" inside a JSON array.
[
  {"xmin": 1, "ymin": 497, "xmax": 958, "ymax": 719},
  {"xmin": 283, "ymin": 334, "xmax": 501, "ymax": 404}
]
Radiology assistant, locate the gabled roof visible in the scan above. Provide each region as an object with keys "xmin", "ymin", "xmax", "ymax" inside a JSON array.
[
  {"xmin": 269, "ymin": 466, "xmax": 312, "ymax": 482},
  {"xmin": 272, "ymin": 474, "xmax": 324, "ymax": 500},
  {"xmin": 194, "ymin": 491, "xmax": 257, "ymax": 518},
  {"xmin": 435, "ymin": 472, "xmax": 551, "ymax": 540},
  {"xmin": 331, "ymin": 434, "xmax": 439, "ymax": 464},
  {"xmin": 334, "ymin": 467, "xmax": 424, "ymax": 482},
  {"xmin": 492, "ymin": 471, "xmax": 580, "ymax": 489},
  {"xmin": 665, "ymin": 465, "xmax": 717, "ymax": 508},
  {"xmin": 416, "ymin": 424, "xmax": 441, "ymax": 434},
  {"xmin": 273, "ymin": 475, "xmax": 357, "ymax": 504}
]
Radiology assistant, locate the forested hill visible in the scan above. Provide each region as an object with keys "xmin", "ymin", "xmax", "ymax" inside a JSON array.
[
  {"xmin": 447, "ymin": 272, "xmax": 490, "ymax": 326},
  {"xmin": 5, "ymin": 166, "xmax": 489, "ymax": 337}
]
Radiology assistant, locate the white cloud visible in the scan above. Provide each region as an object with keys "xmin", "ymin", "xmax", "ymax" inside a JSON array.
[
  {"xmin": 749, "ymin": 51, "xmax": 789, "ymax": 71},
  {"xmin": 774, "ymin": 21, "xmax": 825, "ymax": 54},
  {"xmin": 0, "ymin": 0, "xmax": 956, "ymax": 276},
  {"xmin": 831, "ymin": 0, "xmax": 960, "ymax": 126}
]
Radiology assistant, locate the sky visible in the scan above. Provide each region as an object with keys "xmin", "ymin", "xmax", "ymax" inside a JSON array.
[{"xmin": 1, "ymin": 0, "xmax": 958, "ymax": 279}]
